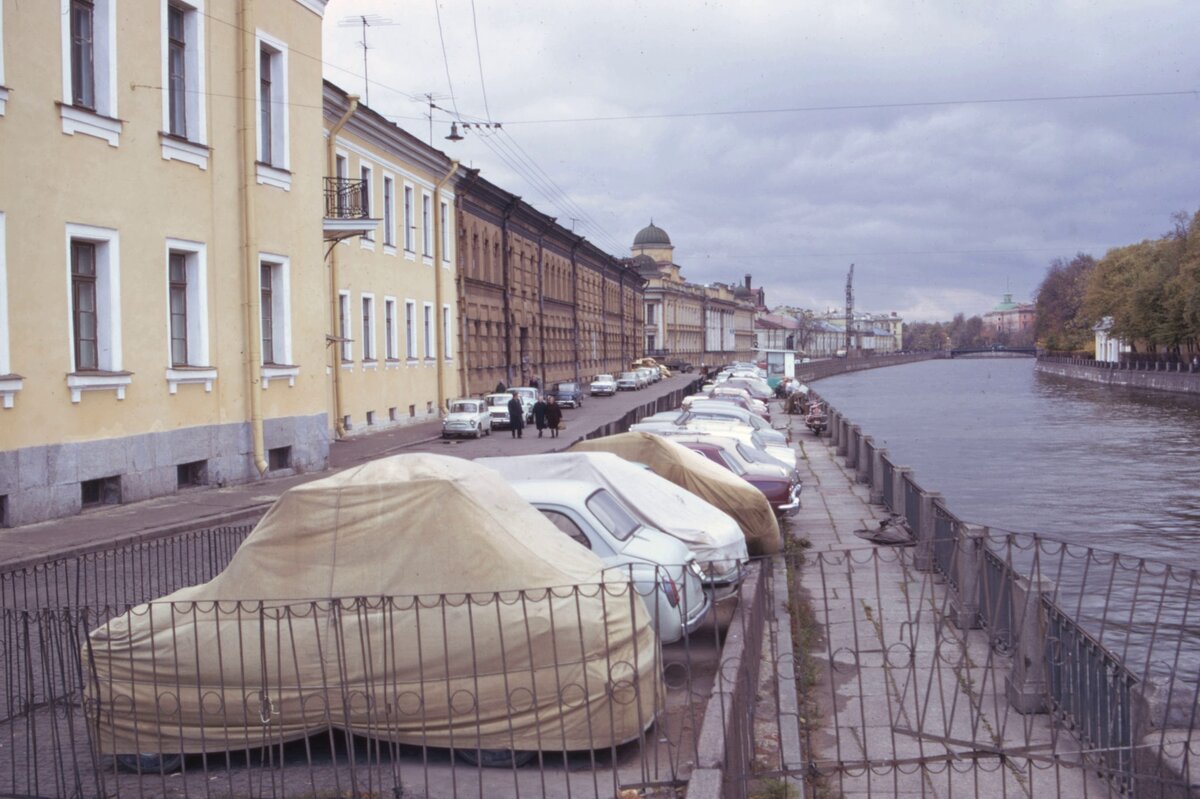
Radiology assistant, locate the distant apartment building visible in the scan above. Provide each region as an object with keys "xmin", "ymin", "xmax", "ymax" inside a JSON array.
[
  {"xmin": 632, "ymin": 222, "xmax": 757, "ymax": 366},
  {"xmin": 0, "ymin": 0, "xmax": 331, "ymax": 526},
  {"xmin": 322, "ymin": 82, "xmax": 465, "ymax": 435},
  {"xmin": 456, "ymin": 174, "xmax": 644, "ymax": 392}
]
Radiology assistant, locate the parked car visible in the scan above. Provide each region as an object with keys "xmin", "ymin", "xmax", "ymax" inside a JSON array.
[
  {"xmin": 569, "ymin": 432, "xmax": 782, "ymax": 556},
  {"xmin": 636, "ymin": 368, "xmax": 655, "ymax": 387},
  {"xmin": 510, "ymin": 387, "xmax": 539, "ymax": 421},
  {"xmin": 506, "ymin": 479, "xmax": 711, "ymax": 643},
  {"xmin": 629, "ymin": 420, "xmax": 797, "ymax": 474},
  {"xmin": 484, "ymin": 392, "xmax": 516, "ymax": 429},
  {"xmin": 617, "ymin": 372, "xmax": 640, "ymax": 391},
  {"xmin": 442, "ymin": 398, "xmax": 492, "ymax": 438},
  {"xmin": 553, "ymin": 381, "xmax": 584, "ymax": 408},
  {"xmin": 671, "ymin": 438, "xmax": 802, "ymax": 515},
  {"xmin": 87, "ymin": 454, "xmax": 663, "ymax": 772},
  {"xmin": 683, "ymin": 394, "xmax": 770, "ymax": 422},
  {"xmin": 723, "ymin": 377, "xmax": 773, "ymax": 401},
  {"xmin": 589, "ymin": 374, "xmax": 617, "ymax": 396},
  {"xmin": 678, "ymin": 406, "xmax": 788, "ymax": 446},
  {"xmin": 480, "ymin": 453, "xmax": 748, "ymax": 593},
  {"xmin": 664, "ymin": 359, "xmax": 694, "ymax": 373}
]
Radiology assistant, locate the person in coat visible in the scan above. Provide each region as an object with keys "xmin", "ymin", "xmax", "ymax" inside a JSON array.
[
  {"xmin": 507, "ymin": 392, "xmax": 525, "ymax": 438},
  {"xmin": 532, "ymin": 395, "xmax": 549, "ymax": 437},
  {"xmin": 544, "ymin": 396, "xmax": 563, "ymax": 438}
]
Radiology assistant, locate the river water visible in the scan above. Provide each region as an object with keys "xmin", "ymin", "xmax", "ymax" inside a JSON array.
[{"xmin": 813, "ymin": 357, "xmax": 1200, "ymax": 568}]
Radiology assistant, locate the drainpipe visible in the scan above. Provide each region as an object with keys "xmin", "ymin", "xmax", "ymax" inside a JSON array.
[
  {"xmin": 501, "ymin": 201, "xmax": 516, "ymax": 386},
  {"xmin": 237, "ymin": 0, "xmax": 268, "ymax": 476},
  {"xmin": 536, "ymin": 227, "xmax": 547, "ymax": 387},
  {"xmin": 326, "ymin": 94, "xmax": 359, "ymax": 440},
  {"xmin": 433, "ymin": 160, "xmax": 460, "ymax": 412},
  {"xmin": 455, "ymin": 202, "xmax": 470, "ymax": 397},
  {"xmin": 570, "ymin": 238, "xmax": 582, "ymax": 383}
]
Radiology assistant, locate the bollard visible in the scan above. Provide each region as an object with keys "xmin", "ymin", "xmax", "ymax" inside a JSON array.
[
  {"xmin": 829, "ymin": 410, "xmax": 841, "ymax": 448},
  {"xmin": 836, "ymin": 418, "xmax": 849, "ymax": 457},
  {"xmin": 950, "ymin": 524, "xmax": 984, "ymax": 630},
  {"xmin": 913, "ymin": 491, "xmax": 941, "ymax": 572},
  {"xmin": 869, "ymin": 447, "xmax": 887, "ymax": 504},
  {"xmin": 890, "ymin": 466, "xmax": 911, "ymax": 520},
  {"xmin": 845, "ymin": 425, "xmax": 859, "ymax": 468},
  {"xmin": 1005, "ymin": 575, "xmax": 1050, "ymax": 714},
  {"xmin": 855, "ymin": 435, "xmax": 871, "ymax": 484}
]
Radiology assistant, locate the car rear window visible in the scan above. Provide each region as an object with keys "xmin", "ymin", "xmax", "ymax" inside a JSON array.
[{"xmin": 586, "ymin": 489, "xmax": 639, "ymax": 541}]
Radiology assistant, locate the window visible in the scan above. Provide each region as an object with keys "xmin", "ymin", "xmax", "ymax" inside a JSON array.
[
  {"xmin": 255, "ymin": 32, "xmax": 289, "ymax": 187},
  {"xmin": 403, "ymin": 185, "xmax": 415, "ymax": 252},
  {"xmin": 258, "ymin": 256, "xmax": 295, "ymax": 385},
  {"xmin": 338, "ymin": 291, "xmax": 351, "ymax": 362},
  {"xmin": 168, "ymin": 252, "xmax": 187, "ymax": 365},
  {"xmin": 442, "ymin": 305, "xmax": 452, "ymax": 359},
  {"xmin": 404, "ymin": 300, "xmax": 416, "ymax": 359},
  {"xmin": 162, "ymin": 0, "xmax": 207, "ymax": 151},
  {"xmin": 423, "ymin": 303, "xmax": 434, "ymax": 358},
  {"xmin": 361, "ymin": 294, "xmax": 376, "ymax": 361},
  {"xmin": 384, "ymin": 298, "xmax": 397, "ymax": 360},
  {"xmin": 66, "ymin": 224, "xmax": 127, "ymax": 401},
  {"xmin": 60, "ymin": 0, "xmax": 119, "ymax": 144},
  {"xmin": 0, "ymin": 212, "xmax": 17, "ymax": 408},
  {"xmin": 166, "ymin": 244, "xmax": 216, "ymax": 393},
  {"xmin": 440, "ymin": 201, "xmax": 450, "ymax": 262},
  {"xmin": 421, "ymin": 194, "xmax": 432, "ymax": 257},
  {"xmin": 383, "ymin": 176, "xmax": 395, "ymax": 247},
  {"xmin": 359, "ymin": 164, "xmax": 373, "ymax": 241},
  {"xmin": 335, "ymin": 153, "xmax": 348, "ymax": 215}
]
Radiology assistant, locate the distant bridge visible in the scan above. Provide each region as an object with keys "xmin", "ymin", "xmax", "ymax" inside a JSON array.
[{"xmin": 950, "ymin": 346, "xmax": 1038, "ymax": 358}]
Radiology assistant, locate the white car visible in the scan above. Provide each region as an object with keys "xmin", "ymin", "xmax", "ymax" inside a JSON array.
[
  {"xmin": 630, "ymin": 419, "xmax": 798, "ymax": 473},
  {"xmin": 589, "ymin": 374, "xmax": 617, "ymax": 396},
  {"xmin": 617, "ymin": 372, "xmax": 640, "ymax": 391},
  {"xmin": 678, "ymin": 407, "xmax": 788, "ymax": 447},
  {"xmin": 636, "ymin": 368, "xmax": 654, "ymax": 388},
  {"xmin": 509, "ymin": 387, "xmax": 539, "ymax": 421},
  {"xmin": 442, "ymin": 398, "xmax": 492, "ymax": 439},
  {"xmin": 484, "ymin": 393, "xmax": 517, "ymax": 429},
  {"xmin": 506, "ymin": 479, "xmax": 711, "ymax": 643},
  {"xmin": 480, "ymin": 453, "xmax": 748, "ymax": 593}
]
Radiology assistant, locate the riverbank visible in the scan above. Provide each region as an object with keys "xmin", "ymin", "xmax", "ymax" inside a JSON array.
[
  {"xmin": 1037, "ymin": 354, "xmax": 1200, "ymax": 396},
  {"xmin": 796, "ymin": 351, "xmax": 941, "ymax": 383}
]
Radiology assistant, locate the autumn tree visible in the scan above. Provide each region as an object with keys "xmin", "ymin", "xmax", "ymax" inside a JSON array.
[{"xmin": 1034, "ymin": 253, "xmax": 1096, "ymax": 352}]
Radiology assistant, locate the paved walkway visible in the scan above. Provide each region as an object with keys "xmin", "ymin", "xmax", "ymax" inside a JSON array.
[
  {"xmin": 785, "ymin": 412, "xmax": 1110, "ymax": 798},
  {"xmin": 0, "ymin": 376, "xmax": 695, "ymax": 569}
]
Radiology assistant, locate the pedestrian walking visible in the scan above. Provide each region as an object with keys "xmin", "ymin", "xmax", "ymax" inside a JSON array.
[
  {"xmin": 532, "ymin": 395, "xmax": 549, "ymax": 437},
  {"xmin": 545, "ymin": 396, "xmax": 563, "ymax": 438},
  {"xmin": 507, "ymin": 392, "xmax": 525, "ymax": 438}
]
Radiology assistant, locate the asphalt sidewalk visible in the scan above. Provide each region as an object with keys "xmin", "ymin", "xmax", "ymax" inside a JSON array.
[{"xmin": 0, "ymin": 376, "xmax": 695, "ymax": 570}]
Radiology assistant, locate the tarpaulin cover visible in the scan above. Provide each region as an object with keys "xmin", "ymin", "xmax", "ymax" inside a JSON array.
[
  {"xmin": 86, "ymin": 454, "xmax": 662, "ymax": 757},
  {"xmin": 478, "ymin": 452, "xmax": 747, "ymax": 566},
  {"xmin": 569, "ymin": 432, "xmax": 782, "ymax": 555}
]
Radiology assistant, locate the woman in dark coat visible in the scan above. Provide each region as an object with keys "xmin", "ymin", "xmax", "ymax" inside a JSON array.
[
  {"xmin": 532, "ymin": 396, "xmax": 549, "ymax": 437},
  {"xmin": 544, "ymin": 396, "xmax": 563, "ymax": 438},
  {"xmin": 507, "ymin": 393, "xmax": 525, "ymax": 438}
]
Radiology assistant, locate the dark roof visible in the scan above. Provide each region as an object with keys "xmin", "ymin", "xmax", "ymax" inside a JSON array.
[{"xmin": 633, "ymin": 221, "xmax": 671, "ymax": 247}]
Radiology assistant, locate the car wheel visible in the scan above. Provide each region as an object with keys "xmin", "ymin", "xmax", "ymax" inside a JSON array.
[
  {"xmin": 474, "ymin": 426, "xmax": 482, "ymax": 439},
  {"xmin": 115, "ymin": 753, "xmax": 183, "ymax": 774},
  {"xmin": 456, "ymin": 748, "xmax": 535, "ymax": 768}
]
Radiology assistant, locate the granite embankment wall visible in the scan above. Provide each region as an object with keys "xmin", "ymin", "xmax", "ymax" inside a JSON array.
[
  {"xmin": 797, "ymin": 351, "xmax": 942, "ymax": 383},
  {"xmin": 1036, "ymin": 355, "xmax": 1200, "ymax": 396}
]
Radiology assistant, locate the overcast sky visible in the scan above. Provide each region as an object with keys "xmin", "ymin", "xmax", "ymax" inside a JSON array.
[{"xmin": 322, "ymin": 1, "xmax": 1200, "ymax": 321}]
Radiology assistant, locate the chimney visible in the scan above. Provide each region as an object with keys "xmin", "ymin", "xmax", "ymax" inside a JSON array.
[{"xmin": 744, "ymin": 274, "xmax": 752, "ymax": 288}]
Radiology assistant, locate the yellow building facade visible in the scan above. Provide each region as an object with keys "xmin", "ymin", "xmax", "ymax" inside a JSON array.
[
  {"xmin": 0, "ymin": 0, "xmax": 331, "ymax": 526},
  {"xmin": 322, "ymin": 84, "xmax": 464, "ymax": 435}
]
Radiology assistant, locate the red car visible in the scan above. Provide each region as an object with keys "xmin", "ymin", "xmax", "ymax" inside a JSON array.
[{"xmin": 676, "ymin": 441, "xmax": 801, "ymax": 515}]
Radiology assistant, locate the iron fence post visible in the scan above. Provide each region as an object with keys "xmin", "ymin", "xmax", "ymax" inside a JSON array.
[
  {"xmin": 913, "ymin": 491, "xmax": 941, "ymax": 573},
  {"xmin": 950, "ymin": 524, "xmax": 984, "ymax": 630},
  {"xmin": 1006, "ymin": 575, "xmax": 1051, "ymax": 714},
  {"xmin": 869, "ymin": 446, "xmax": 887, "ymax": 504}
]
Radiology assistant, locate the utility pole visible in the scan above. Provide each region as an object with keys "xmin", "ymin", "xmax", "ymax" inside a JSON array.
[{"xmin": 844, "ymin": 263, "xmax": 855, "ymax": 355}]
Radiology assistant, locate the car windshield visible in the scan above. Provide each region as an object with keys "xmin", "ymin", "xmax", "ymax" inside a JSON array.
[
  {"xmin": 558, "ymin": 383, "xmax": 577, "ymax": 391},
  {"xmin": 619, "ymin": 372, "xmax": 637, "ymax": 380},
  {"xmin": 585, "ymin": 488, "xmax": 640, "ymax": 541},
  {"xmin": 716, "ymin": 449, "xmax": 747, "ymax": 476},
  {"xmin": 594, "ymin": 374, "xmax": 613, "ymax": 382},
  {"xmin": 451, "ymin": 401, "xmax": 480, "ymax": 413},
  {"xmin": 486, "ymin": 395, "xmax": 509, "ymax": 407}
]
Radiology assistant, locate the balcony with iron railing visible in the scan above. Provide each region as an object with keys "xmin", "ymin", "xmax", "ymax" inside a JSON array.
[{"xmin": 323, "ymin": 177, "xmax": 380, "ymax": 241}]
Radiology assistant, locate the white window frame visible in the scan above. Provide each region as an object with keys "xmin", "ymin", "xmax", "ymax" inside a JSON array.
[
  {"xmin": 159, "ymin": 0, "xmax": 208, "ymax": 168},
  {"xmin": 254, "ymin": 30, "xmax": 290, "ymax": 189},
  {"xmin": 164, "ymin": 238, "xmax": 215, "ymax": 394},
  {"xmin": 258, "ymin": 254, "xmax": 296, "ymax": 387},
  {"xmin": 0, "ymin": 212, "xmax": 18, "ymax": 408},
  {"xmin": 59, "ymin": 0, "xmax": 121, "ymax": 146},
  {"xmin": 382, "ymin": 174, "xmax": 396, "ymax": 251},
  {"xmin": 359, "ymin": 163, "xmax": 374, "ymax": 246},
  {"xmin": 65, "ymin": 223, "xmax": 128, "ymax": 402},
  {"xmin": 338, "ymin": 290, "xmax": 352, "ymax": 363},
  {"xmin": 361, "ymin": 293, "xmax": 376, "ymax": 363},
  {"xmin": 384, "ymin": 296, "xmax": 398, "ymax": 361},
  {"xmin": 440, "ymin": 200, "xmax": 450, "ymax": 264},
  {"xmin": 442, "ymin": 304, "xmax": 453, "ymax": 360},
  {"xmin": 421, "ymin": 192, "xmax": 433, "ymax": 260},
  {"xmin": 404, "ymin": 299, "xmax": 417, "ymax": 360},
  {"xmin": 423, "ymin": 302, "xmax": 434, "ymax": 359},
  {"xmin": 403, "ymin": 184, "xmax": 415, "ymax": 254}
]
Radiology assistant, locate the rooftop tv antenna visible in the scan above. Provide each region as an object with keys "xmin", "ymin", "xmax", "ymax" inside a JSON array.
[
  {"xmin": 337, "ymin": 14, "xmax": 395, "ymax": 106},
  {"xmin": 845, "ymin": 263, "xmax": 855, "ymax": 354}
]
